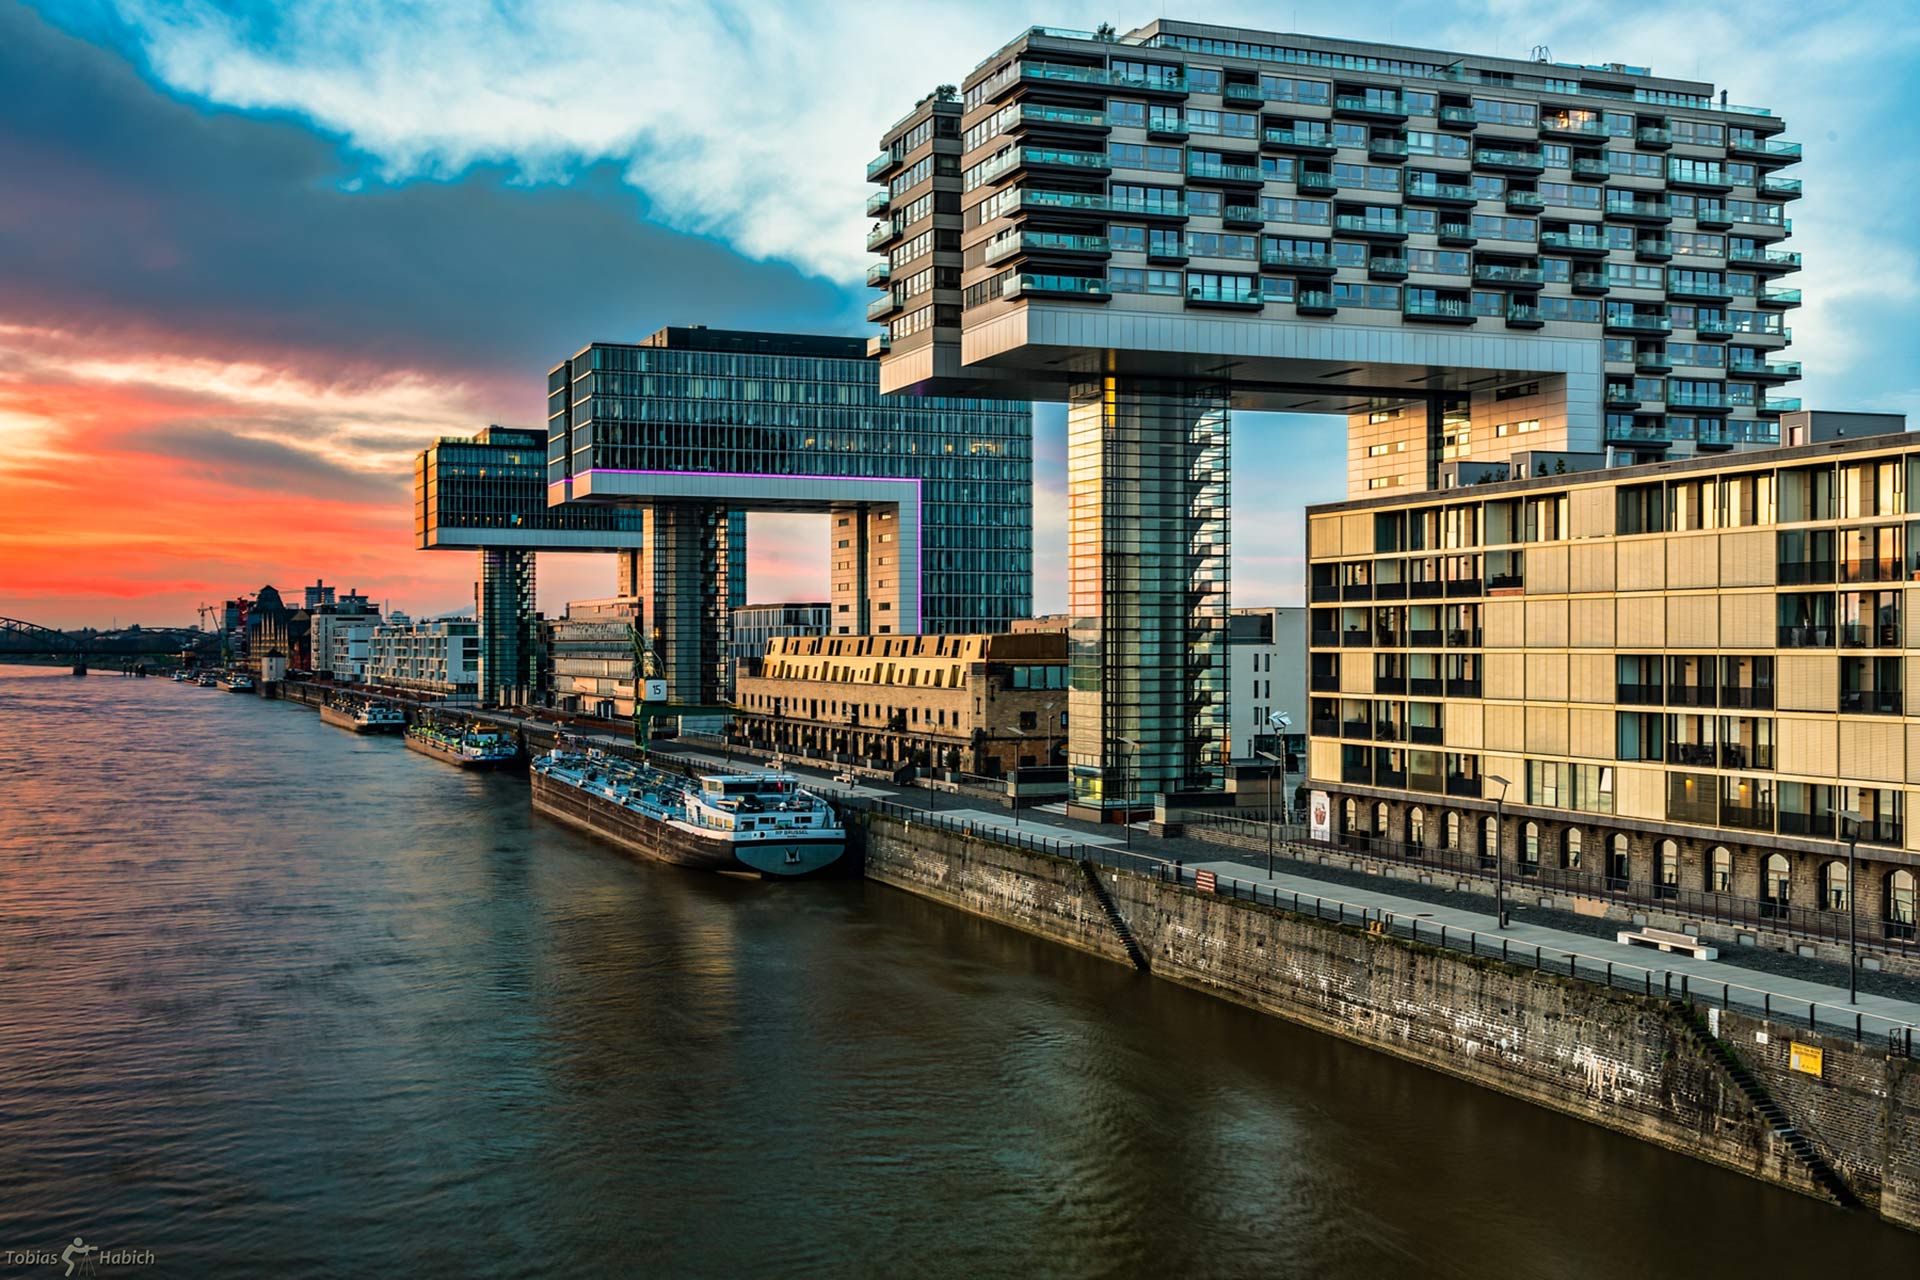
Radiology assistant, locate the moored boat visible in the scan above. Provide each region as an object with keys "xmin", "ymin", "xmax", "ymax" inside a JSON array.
[
  {"xmin": 404, "ymin": 721, "xmax": 518, "ymax": 769},
  {"xmin": 222, "ymin": 673, "xmax": 256, "ymax": 692},
  {"xmin": 530, "ymin": 748, "xmax": 845, "ymax": 878},
  {"xmin": 321, "ymin": 698, "xmax": 408, "ymax": 734}
]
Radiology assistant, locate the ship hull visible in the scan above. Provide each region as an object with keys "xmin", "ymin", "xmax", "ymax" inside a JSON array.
[
  {"xmin": 405, "ymin": 733, "xmax": 514, "ymax": 770},
  {"xmin": 321, "ymin": 704, "xmax": 402, "ymax": 734},
  {"xmin": 531, "ymin": 769, "xmax": 846, "ymax": 878}
]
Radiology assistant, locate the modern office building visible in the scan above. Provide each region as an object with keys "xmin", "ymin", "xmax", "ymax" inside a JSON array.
[
  {"xmin": 323, "ymin": 616, "xmax": 382, "ymax": 684},
  {"xmin": 1303, "ymin": 417, "xmax": 1918, "ymax": 957},
  {"xmin": 308, "ymin": 588, "xmax": 380, "ymax": 680},
  {"xmin": 549, "ymin": 596, "xmax": 644, "ymax": 720},
  {"xmin": 546, "ymin": 326, "xmax": 1033, "ymax": 707},
  {"xmin": 1227, "ymin": 606, "xmax": 1308, "ymax": 762},
  {"xmin": 729, "ymin": 602, "xmax": 830, "ymax": 669},
  {"xmin": 733, "ymin": 631, "xmax": 1068, "ymax": 775},
  {"xmin": 367, "ymin": 616, "xmax": 480, "ymax": 702},
  {"xmin": 415, "ymin": 425, "xmax": 647, "ymax": 707},
  {"xmin": 867, "ymin": 19, "xmax": 1798, "ymax": 815}
]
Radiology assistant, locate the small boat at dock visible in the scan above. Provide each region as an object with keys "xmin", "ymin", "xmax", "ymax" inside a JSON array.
[
  {"xmin": 321, "ymin": 698, "xmax": 407, "ymax": 734},
  {"xmin": 404, "ymin": 720, "xmax": 518, "ymax": 769}
]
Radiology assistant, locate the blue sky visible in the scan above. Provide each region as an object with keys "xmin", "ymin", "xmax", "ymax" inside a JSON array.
[{"xmin": 3, "ymin": 0, "xmax": 1917, "ymax": 626}]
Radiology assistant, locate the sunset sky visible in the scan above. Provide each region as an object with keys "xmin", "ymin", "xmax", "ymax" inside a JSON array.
[{"xmin": 3, "ymin": 0, "xmax": 1917, "ymax": 629}]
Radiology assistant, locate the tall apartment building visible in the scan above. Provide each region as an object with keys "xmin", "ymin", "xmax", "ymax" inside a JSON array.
[
  {"xmin": 866, "ymin": 19, "xmax": 1796, "ymax": 815},
  {"xmin": 1303, "ymin": 419, "xmax": 1919, "ymax": 959}
]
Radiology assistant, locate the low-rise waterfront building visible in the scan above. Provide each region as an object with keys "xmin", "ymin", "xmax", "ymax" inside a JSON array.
[
  {"xmin": 367, "ymin": 615, "xmax": 480, "ymax": 702},
  {"xmin": 1304, "ymin": 415, "xmax": 1920, "ymax": 956},
  {"xmin": 733, "ymin": 631, "xmax": 1068, "ymax": 775}
]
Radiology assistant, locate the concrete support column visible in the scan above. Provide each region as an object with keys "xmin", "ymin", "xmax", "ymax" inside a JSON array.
[
  {"xmin": 1065, "ymin": 377, "xmax": 1230, "ymax": 815},
  {"xmin": 476, "ymin": 548, "xmax": 536, "ymax": 708},
  {"xmin": 639, "ymin": 501, "xmax": 736, "ymax": 705}
]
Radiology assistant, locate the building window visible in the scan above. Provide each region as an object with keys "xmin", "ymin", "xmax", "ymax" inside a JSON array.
[
  {"xmin": 1444, "ymin": 811, "xmax": 1460, "ymax": 850},
  {"xmin": 1763, "ymin": 854, "xmax": 1791, "ymax": 911},
  {"xmin": 1657, "ymin": 840, "xmax": 1680, "ymax": 897},
  {"xmin": 1607, "ymin": 834, "xmax": 1630, "ymax": 887},
  {"xmin": 1710, "ymin": 847, "xmax": 1733, "ymax": 894},
  {"xmin": 1483, "ymin": 815, "xmax": 1498, "ymax": 860},
  {"xmin": 1822, "ymin": 861, "xmax": 1849, "ymax": 913},
  {"xmin": 1375, "ymin": 802, "xmax": 1389, "ymax": 839},
  {"xmin": 1889, "ymin": 870, "xmax": 1918, "ymax": 939},
  {"xmin": 1409, "ymin": 806, "xmax": 1425, "ymax": 845},
  {"xmin": 1522, "ymin": 821, "xmax": 1539, "ymax": 870}
]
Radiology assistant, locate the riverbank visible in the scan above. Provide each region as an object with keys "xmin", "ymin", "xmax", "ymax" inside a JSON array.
[{"xmin": 857, "ymin": 808, "xmax": 1920, "ymax": 1232}]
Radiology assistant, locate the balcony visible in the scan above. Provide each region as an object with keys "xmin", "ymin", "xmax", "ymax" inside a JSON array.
[
  {"xmin": 866, "ymin": 293, "xmax": 901, "ymax": 321},
  {"xmin": 1223, "ymin": 81, "xmax": 1266, "ymax": 107},
  {"xmin": 1540, "ymin": 116, "xmax": 1608, "ymax": 141},
  {"xmin": 1696, "ymin": 206, "xmax": 1736, "ymax": 231},
  {"xmin": 1636, "ymin": 126, "xmax": 1673, "ymax": 149},
  {"xmin": 1147, "ymin": 115, "xmax": 1189, "ymax": 141},
  {"xmin": 865, "ymin": 190, "xmax": 891, "ymax": 217},
  {"xmin": 1505, "ymin": 303, "xmax": 1544, "ymax": 329},
  {"xmin": 865, "ymin": 262, "xmax": 891, "ymax": 288},
  {"xmin": 1108, "ymin": 68, "xmax": 1187, "ymax": 96},
  {"xmin": 1634, "ymin": 350, "xmax": 1672, "ymax": 373},
  {"xmin": 1474, "ymin": 147, "xmax": 1547, "ymax": 173},
  {"xmin": 1759, "ymin": 287, "xmax": 1803, "ymax": 308},
  {"xmin": 1840, "ymin": 690, "xmax": 1904, "ymax": 716},
  {"xmin": 1572, "ymin": 271, "xmax": 1609, "ymax": 295},
  {"xmin": 1668, "ymin": 388, "xmax": 1733, "ymax": 412},
  {"xmin": 1634, "ymin": 237, "xmax": 1674, "ymax": 262},
  {"xmin": 1666, "ymin": 277, "xmax": 1733, "ymax": 303},
  {"xmin": 1335, "ymin": 213, "xmax": 1408, "ymax": 240},
  {"xmin": 1505, "ymin": 190, "xmax": 1546, "ymax": 214},
  {"xmin": 1695, "ymin": 318, "xmax": 1736, "ymax": 340},
  {"xmin": 1185, "ymin": 284, "xmax": 1264, "ymax": 311},
  {"xmin": 1667, "ymin": 167, "xmax": 1734, "ymax": 193},
  {"xmin": 867, "ymin": 150, "xmax": 901, "ymax": 182},
  {"xmin": 1731, "ymin": 136, "xmax": 1802, "ymax": 163},
  {"xmin": 1731, "ymin": 357, "xmax": 1801, "ymax": 380},
  {"xmin": 1014, "ymin": 104, "xmax": 1108, "ymax": 134},
  {"xmin": 1616, "ymin": 683, "xmax": 1663, "ymax": 706},
  {"xmin": 1437, "ymin": 104, "xmax": 1478, "ymax": 129},
  {"xmin": 1335, "ymin": 93, "xmax": 1408, "ymax": 121},
  {"xmin": 1296, "ymin": 291, "xmax": 1338, "ymax": 316},
  {"xmin": 1474, "ymin": 263, "xmax": 1544, "ymax": 289},
  {"xmin": 1406, "ymin": 178, "xmax": 1477, "ymax": 205},
  {"xmin": 1758, "ymin": 397, "xmax": 1803, "ymax": 414},
  {"xmin": 1604, "ymin": 312, "xmax": 1673, "ymax": 335},
  {"xmin": 1403, "ymin": 296, "xmax": 1475, "ymax": 324},
  {"xmin": 1222, "ymin": 204, "xmax": 1264, "ymax": 229},
  {"xmin": 1368, "ymin": 256, "xmax": 1409, "ymax": 280},
  {"xmin": 1606, "ymin": 198, "xmax": 1673, "ymax": 223},
  {"xmin": 1005, "ymin": 61, "xmax": 1113, "ymax": 95},
  {"xmin": 866, "ymin": 220, "xmax": 902, "ymax": 251},
  {"xmin": 1263, "ymin": 127, "xmax": 1338, "ymax": 154},
  {"xmin": 1762, "ymin": 176, "xmax": 1804, "ymax": 199},
  {"xmin": 1013, "ymin": 188, "xmax": 1111, "ymax": 217},
  {"xmin": 1297, "ymin": 170, "xmax": 1339, "ymax": 195},
  {"xmin": 1187, "ymin": 157, "xmax": 1264, "ymax": 185},
  {"xmin": 1003, "ymin": 273, "xmax": 1110, "ymax": 301},
  {"xmin": 1721, "ymin": 686, "xmax": 1774, "ymax": 711},
  {"xmin": 1570, "ymin": 157, "xmax": 1613, "ymax": 182},
  {"xmin": 983, "ymin": 231, "xmax": 1111, "ymax": 265},
  {"xmin": 1262, "ymin": 248, "xmax": 1336, "ymax": 274},
  {"xmin": 1368, "ymin": 137, "xmax": 1411, "ymax": 162},
  {"xmin": 1607, "ymin": 421, "xmax": 1672, "ymax": 445},
  {"xmin": 1437, "ymin": 221, "xmax": 1477, "ymax": 247},
  {"xmin": 1445, "ymin": 774, "xmax": 1484, "ymax": 798},
  {"xmin": 1536, "ymin": 228, "xmax": 1608, "ymax": 259},
  {"xmin": 1604, "ymin": 386, "xmax": 1641, "ymax": 409},
  {"xmin": 1005, "ymin": 146, "xmax": 1112, "ymax": 178},
  {"xmin": 1729, "ymin": 245, "xmax": 1802, "ymax": 272}
]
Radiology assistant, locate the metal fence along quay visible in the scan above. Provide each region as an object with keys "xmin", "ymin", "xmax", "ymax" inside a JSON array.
[{"xmin": 851, "ymin": 796, "xmax": 1918, "ymax": 1057}]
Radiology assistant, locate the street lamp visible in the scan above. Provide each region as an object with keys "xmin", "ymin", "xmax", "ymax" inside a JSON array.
[
  {"xmin": 1266, "ymin": 710, "xmax": 1293, "ymax": 819},
  {"xmin": 1119, "ymin": 735, "xmax": 1141, "ymax": 850},
  {"xmin": 1842, "ymin": 805, "xmax": 1863, "ymax": 1005},
  {"xmin": 1488, "ymin": 773, "xmax": 1512, "ymax": 930},
  {"xmin": 1255, "ymin": 751, "xmax": 1283, "ymax": 878}
]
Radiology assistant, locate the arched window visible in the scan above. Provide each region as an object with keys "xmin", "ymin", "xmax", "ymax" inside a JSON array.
[
  {"xmin": 1763, "ymin": 853, "xmax": 1791, "ymax": 914},
  {"xmin": 1822, "ymin": 861, "xmax": 1849, "ymax": 912},
  {"xmin": 1522, "ymin": 821, "xmax": 1540, "ymax": 870},
  {"xmin": 1710, "ymin": 847, "xmax": 1733, "ymax": 894},
  {"xmin": 1889, "ymin": 870, "xmax": 1917, "ymax": 939},
  {"xmin": 1656, "ymin": 840, "xmax": 1679, "ymax": 897},
  {"xmin": 1376, "ymin": 802, "xmax": 1390, "ymax": 840},
  {"xmin": 1410, "ymin": 806, "xmax": 1426, "ymax": 845},
  {"xmin": 1343, "ymin": 798, "xmax": 1358, "ymax": 835},
  {"xmin": 1607, "ymin": 834, "xmax": 1630, "ymax": 886},
  {"xmin": 1564, "ymin": 827, "xmax": 1583, "ymax": 870},
  {"xmin": 1445, "ymin": 811, "xmax": 1460, "ymax": 850},
  {"xmin": 1483, "ymin": 815, "xmax": 1499, "ymax": 860}
]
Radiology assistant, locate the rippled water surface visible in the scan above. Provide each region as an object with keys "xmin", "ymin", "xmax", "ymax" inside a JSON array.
[{"xmin": 2, "ymin": 667, "xmax": 1915, "ymax": 1277}]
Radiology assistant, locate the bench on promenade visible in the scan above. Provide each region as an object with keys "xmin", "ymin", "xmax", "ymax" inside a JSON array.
[{"xmin": 1616, "ymin": 926, "xmax": 1718, "ymax": 959}]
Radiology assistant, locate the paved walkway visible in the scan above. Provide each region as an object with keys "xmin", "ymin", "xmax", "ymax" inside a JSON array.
[{"xmin": 1182, "ymin": 856, "xmax": 1920, "ymax": 1039}]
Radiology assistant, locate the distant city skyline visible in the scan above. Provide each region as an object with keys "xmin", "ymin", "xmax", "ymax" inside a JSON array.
[{"xmin": 4, "ymin": 1, "xmax": 1917, "ymax": 627}]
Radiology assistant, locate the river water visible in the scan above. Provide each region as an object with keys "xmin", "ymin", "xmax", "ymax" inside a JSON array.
[{"xmin": 1, "ymin": 666, "xmax": 1913, "ymax": 1277}]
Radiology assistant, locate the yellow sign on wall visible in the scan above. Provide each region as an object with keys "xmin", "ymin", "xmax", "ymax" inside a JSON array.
[{"xmin": 1789, "ymin": 1042, "xmax": 1824, "ymax": 1077}]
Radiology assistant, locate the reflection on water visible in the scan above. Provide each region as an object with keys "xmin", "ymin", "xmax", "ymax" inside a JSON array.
[{"xmin": 0, "ymin": 666, "xmax": 1913, "ymax": 1276}]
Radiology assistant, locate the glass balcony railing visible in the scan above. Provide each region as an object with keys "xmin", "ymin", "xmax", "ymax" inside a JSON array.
[
  {"xmin": 1572, "ymin": 271, "xmax": 1609, "ymax": 291},
  {"xmin": 1016, "ymin": 189, "xmax": 1111, "ymax": 214},
  {"xmin": 1634, "ymin": 351, "xmax": 1672, "ymax": 371},
  {"xmin": 865, "ymin": 262, "xmax": 891, "ymax": 288},
  {"xmin": 866, "ymin": 150, "xmax": 899, "ymax": 181},
  {"xmin": 1730, "ymin": 245, "xmax": 1801, "ymax": 268},
  {"xmin": 1223, "ymin": 82, "xmax": 1265, "ymax": 105},
  {"xmin": 1335, "ymin": 214, "xmax": 1407, "ymax": 236},
  {"xmin": 1263, "ymin": 248, "xmax": 1333, "ymax": 270},
  {"xmin": 1668, "ymin": 388, "xmax": 1733, "ymax": 409},
  {"xmin": 1437, "ymin": 105, "xmax": 1478, "ymax": 126},
  {"xmin": 1407, "ymin": 179, "xmax": 1476, "ymax": 201},
  {"xmin": 865, "ymin": 294, "xmax": 900, "ymax": 321},
  {"xmin": 1474, "ymin": 264, "xmax": 1544, "ymax": 286},
  {"xmin": 1504, "ymin": 190, "xmax": 1547, "ymax": 212},
  {"xmin": 1571, "ymin": 158, "xmax": 1612, "ymax": 179},
  {"xmin": 1542, "ymin": 116, "xmax": 1608, "ymax": 137},
  {"xmin": 1506, "ymin": 303, "xmax": 1544, "ymax": 325},
  {"xmin": 1020, "ymin": 103, "xmax": 1107, "ymax": 129},
  {"xmin": 1368, "ymin": 256, "xmax": 1409, "ymax": 276},
  {"xmin": 1635, "ymin": 238, "xmax": 1675, "ymax": 258},
  {"xmin": 1474, "ymin": 147, "xmax": 1546, "ymax": 169},
  {"xmin": 866, "ymin": 221, "xmax": 901, "ymax": 251},
  {"xmin": 1759, "ymin": 397, "xmax": 1803, "ymax": 413},
  {"xmin": 1761, "ymin": 287, "xmax": 1803, "ymax": 305},
  {"xmin": 865, "ymin": 190, "xmax": 891, "ymax": 217},
  {"xmin": 1109, "ymin": 69, "xmax": 1186, "ymax": 92},
  {"xmin": 1696, "ymin": 318, "xmax": 1738, "ymax": 336},
  {"xmin": 1186, "ymin": 284, "xmax": 1263, "ymax": 307},
  {"xmin": 1762, "ymin": 176, "xmax": 1803, "ymax": 196},
  {"xmin": 1405, "ymin": 296, "xmax": 1473, "ymax": 319},
  {"xmin": 1335, "ymin": 94, "xmax": 1407, "ymax": 117},
  {"xmin": 1368, "ymin": 138, "xmax": 1410, "ymax": 158},
  {"xmin": 1263, "ymin": 127, "xmax": 1336, "ymax": 149},
  {"xmin": 1222, "ymin": 204, "xmax": 1263, "ymax": 224},
  {"xmin": 1607, "ymin": 198, "xmax": 1673, "ymax": 219},
  {"xmin": 1607, "ymin": 313, "xmax": 1673, "ymax": 333},
  {"xmin": 1005, "ymin": 273, "xmax": 1110, "ymax": 299},
  {"xmin": 1020, "ymin": 61, "xmax": 1112, "ymax": 87},
  {"xmin": 1297, "ymin": 290, "xmax": 1337, "ymax": 313},
  {"xmin": 1297, "ymin": 171, "xmax": 1339, "ymax": 193},
  {"xmin": 1730, "ymin": 358, "xmax": 1801, "ymax": 377},
  {"xmin": 1188, "ymin": 158, "xmax": 1263, "ymax": 182},
  {"xmin": 983, "ymin": 232, "xmax": 1111, "ymax": 265},
  {"xmin": 1540, "ymin": 231, "xmax": 1606, "ymax": 252},
  {"xmin": 1636, "ymin": 126, "xmax": 1673, "ymax": 146}
]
